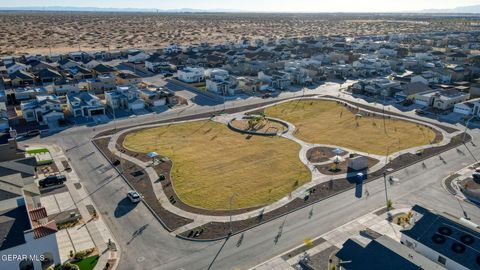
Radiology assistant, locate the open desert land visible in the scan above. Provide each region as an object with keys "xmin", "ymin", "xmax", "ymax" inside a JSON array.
[
  {"xmin": 265, "ymin": 100, "xmax": 438, "ymax": 155},
  {"xmin": 122, "ymin": 120, "xmax": 310, "ymax": 210},
  {"xmin": 0, "ymin": 12, "xmax": 478, "ymax": 55}
]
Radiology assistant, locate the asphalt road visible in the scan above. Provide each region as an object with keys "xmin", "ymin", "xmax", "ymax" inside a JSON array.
[{"xmin": 23, "ymin": 87, "xmax": 480, "ymax": 270}]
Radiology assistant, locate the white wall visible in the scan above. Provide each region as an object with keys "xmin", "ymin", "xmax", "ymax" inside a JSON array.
[
  {"xmin": 0, "ymin": 232, "xmax": 60, "ymax": 270},
  {"xmin": 401, "ymin": 234, "xmax": 468, "ymax": 270}
]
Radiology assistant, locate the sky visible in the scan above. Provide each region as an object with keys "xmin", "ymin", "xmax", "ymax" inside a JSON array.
[{"xmin": 0, "ymin": 0, "xmax": 479, "ymax": 12}]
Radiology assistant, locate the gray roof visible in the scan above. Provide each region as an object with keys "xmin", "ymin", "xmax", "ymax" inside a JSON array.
[
  {"xmin": 0, "ymin": 157, "xmax": 36, "ymax": 180},
  {"xmin": 403, "ymin": 205, "xmax": 480, "ymax": 270},
  {"xmin": 0, "ymin": 205, "xmax": 30, "ymax": 251}
]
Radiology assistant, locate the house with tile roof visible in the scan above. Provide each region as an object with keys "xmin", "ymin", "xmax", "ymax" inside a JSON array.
[{"xmin": 0, "ymin": 157, "xmax": 60, "ymax": 270}]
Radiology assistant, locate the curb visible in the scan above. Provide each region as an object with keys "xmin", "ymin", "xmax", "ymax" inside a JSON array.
[
  {"xmin": 175, "ymin": 133, "xmax": 471, "ymax": 242},
  {"xmin": 91, "ymin": 139, "xmax": 175, "ymax": 233}
]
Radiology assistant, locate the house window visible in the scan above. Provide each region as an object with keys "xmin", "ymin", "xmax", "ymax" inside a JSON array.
[{"xmin": 437, "ymin": 256, "xmax": 446, "ymax": 265}]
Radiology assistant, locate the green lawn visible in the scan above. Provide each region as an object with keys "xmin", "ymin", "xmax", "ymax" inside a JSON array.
[
  {"xmin": 123, "ymin": 120, "xmax": 310, "ymax": 210},
  {"xmin": 265, "ymin": 100, "xmax": 438, "ymax": 155},
  {"xmin": 73, "ymin": 255, "xmax": 99, "ymax": 270},
  {"xmin": 26, "ymin": 148, "xmax": 50, "ymax": 154}
]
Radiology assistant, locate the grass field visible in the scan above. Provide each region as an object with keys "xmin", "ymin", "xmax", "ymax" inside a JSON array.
[
  {"xmin": 265, "ymin": 100, "xmax": 437, "ymax": 155},
  {"xmin": 123, "ymin": 120, "xmax": 310, "ymax": 210}
]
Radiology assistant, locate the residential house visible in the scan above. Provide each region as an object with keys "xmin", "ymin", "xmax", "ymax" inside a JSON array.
[
  {"xmin": 68, "ymin": 51, "xmax": 90, "ymax": 62},
  {"xmin": 29, "ymin": 61, "xmax": 56, "ymax": 73},
  {"xmin": 67, "ymin": 92, "xmax": 105, "ymax": 117},
  {"xmin": 127, "ymin": 50, "xmax": 149, "ymax": 63},
  {"xmin": 258, "ymin": 70, "xmax": 291, "ymax": 90},
  {"xmin": 394, "ymin": 82, "xmax": 432, "ymax": 101},
  {"xmin": 14, "ymin": 87, "xmax": 48, "ymax": 102},
  {"xmin": 48, "ymin": 83, "xmax": 81, "ymax": 97},
  {"xmin": 58, "ymin": 59, "xmax": 81, "ymax": 70},
  {"xmin": 145, "ymin": 53, "xmax": 169, "ymax": 72},
  {"xmin": 140, "ymin": 87, "xmax": 176, "ymax": 107},
  {"xmin": 401, "ymin": 205, "xmax": 480, "ymax": 270},
  {"xmin": 334, "ymin": 235, "xmax": 445, "ymax": 270},
  {"xmin": 81, "ymin": 75, "xmax": 116, "ymax": 94},
  {"xmin": 5, "ymin": 62, "xmax": 27, "ymax": 75},
  {"xmin": 10, "ymin": 70, "xmax": 35, "ymax": 87},
  {"xmin": 453, "ymin": 98, "xmax": 480, "ymax": 116},
  {"xmin": 177, "ymin": 67, "xmax": 205, "ymax": 83},
  {"xmin": 116, "ymin": 72, "xmax": 142, "ymax": 86},
  {"xmin": 67, "ymin": 66, "xmax": 93, "ymax": 80},
  {"xmin": 91, "ymin": 64, "xmax": 116, "ymax": 77},
  {"xmin": 20, "ymin": 95, "xmax": 64, "ymax": 127},
  {"xmin": 0, "ymin": 91, "xmax": 8, "ymax": 131},
  {"xmin": 0, "ymin": 157, "xmax": 61, "ymax": 270},
  {"xmin": 37, "ymin": 68, "xmax": 63, "ymax": 84},
  {"xmin": 414, "ymin": 89, "xmax": 469, "ymax": 110},
  {"xmin": 236, "ymin": 77, "xmax": 263, "ymax": 95},
  {"xmin": 0, "ymin": 131, "xmax": 23, "ymax": 161},
  {"xmin": 206, "ymin": 78, "xmax": 232, "ymax": 95},
  {"xmin": 361, "ymin": 79, "xmax": 401, "ymax": 97},
  {"xmin": 105, "ymin": 86, "xmax": 145, "ymax": 111}
]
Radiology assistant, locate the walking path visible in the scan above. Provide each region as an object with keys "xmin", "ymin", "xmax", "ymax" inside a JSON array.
[
  {"xmin": 29, "ymin": 143, "xmax": 120, "ymax": 270},
  {"xmin": 103, "ymin": 97, "xmax": 457, "ymax": 233}
]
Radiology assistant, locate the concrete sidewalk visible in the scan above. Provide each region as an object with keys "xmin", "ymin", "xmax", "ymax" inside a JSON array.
[
  {"xmin": 251, "ymin": 205, "xmax": 410, "ymax": 270},
  {"xmin": 30, "ymin": 143, "xmax": 120, "ymax": 270}
]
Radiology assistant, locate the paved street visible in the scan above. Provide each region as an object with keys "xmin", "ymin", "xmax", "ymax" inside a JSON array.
[{"xmin": 23, "ymin": 85, "xmax": 480, "ymax": 270}]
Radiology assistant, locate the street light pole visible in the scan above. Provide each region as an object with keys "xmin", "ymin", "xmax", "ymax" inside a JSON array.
[
  {"xmin": 229, "ymin": 193, "xmax": 237, "ymax": 235},
  {"xmin": 463, "ymin": 115, "xmax": 475, "ymax": 143},
  {"xmin": 112, "ymin": 102, "xmax": 117, "ymax": 131},
  {"xmin": 383, "ymin": 146, "xmax": 390, "ymax": 210}
]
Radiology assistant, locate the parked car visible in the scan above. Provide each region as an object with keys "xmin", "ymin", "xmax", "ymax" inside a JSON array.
[
  {"xmin": 25, "ymin": 129, "xmax": 41, "ymax": 137},
  {"xmin": 261, "ymin": 93, "xmax": 271, "ymax": 99},
  {"xmin": 475, "ymin": 167, "xmax": 480, "ymax": 173},
  {"xmin": 473, "ymin": 172, "xmax": 480, "ymax": 181},
  {"xmin": 415, "ymin": 109, "xmax": 426, "ymax": 115},
  {"xmin": 127, "ymin": 190, "xmax": 141, "ymax": 203},
  {"xmin": 39, "ymin": 175, "xmax": 66, "ymax": 188}
]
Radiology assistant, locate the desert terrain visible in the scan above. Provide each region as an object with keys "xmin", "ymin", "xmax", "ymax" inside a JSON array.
[{"xmin": 0, "ymin": 11, "xmax": 478, "ymax": 55}]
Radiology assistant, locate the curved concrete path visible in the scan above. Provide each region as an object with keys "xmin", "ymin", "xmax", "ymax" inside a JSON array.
[{"xmin": 104, "ymin": 97, "xmax": 457, "ymax": 233}]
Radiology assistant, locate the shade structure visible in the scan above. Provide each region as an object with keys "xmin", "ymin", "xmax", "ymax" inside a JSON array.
[
  {"xmin": 146, "ymin": 152, "xmax": 160, "ymax": 158},
  {"xmin": 332, "ymin": 148, "xmax": 344, "ymax": 155}
]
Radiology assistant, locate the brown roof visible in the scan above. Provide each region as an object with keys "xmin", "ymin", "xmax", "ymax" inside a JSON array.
[
  {"xmin": 28, "ymin": 207, "xmax": 48, "ymax": 221},
  {"xmin": 33, "ymin": 220, "xmax": 57, "ymax": 239}
]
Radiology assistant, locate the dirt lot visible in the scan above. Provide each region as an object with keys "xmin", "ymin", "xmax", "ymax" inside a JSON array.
[
  {"xmin": 265, "ymin": 99, "xmax": 438, "ymax": 155},
  {"xmin": 0, "ymin": 12, "xmax": 477, "ymax": 55},
  {"xmin": 122, "ymin": 120, "xmax": 310, "ymax": 210}
]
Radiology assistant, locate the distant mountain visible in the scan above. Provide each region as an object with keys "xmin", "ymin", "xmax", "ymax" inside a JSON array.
[
  {"xmin": 0, "ymin": 6, "xmax": 245, "ymax": 13},
  {"xmin": 420, "ymin": 4, "xmax": 480, "ymax": 13}
]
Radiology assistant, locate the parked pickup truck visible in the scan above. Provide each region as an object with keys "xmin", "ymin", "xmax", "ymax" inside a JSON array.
[{"xmin": 39, "ymin": 175, "xmax": 66, "ymax": 188}]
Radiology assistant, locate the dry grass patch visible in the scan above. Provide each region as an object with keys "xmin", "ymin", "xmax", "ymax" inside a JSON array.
[
  {"xmin": 265, "ymin": 100, "xmax": 437, "ymax": 155},
  {"xmin": 123, "ymin": 120, "xmax": 309, "ymax": 210}
]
